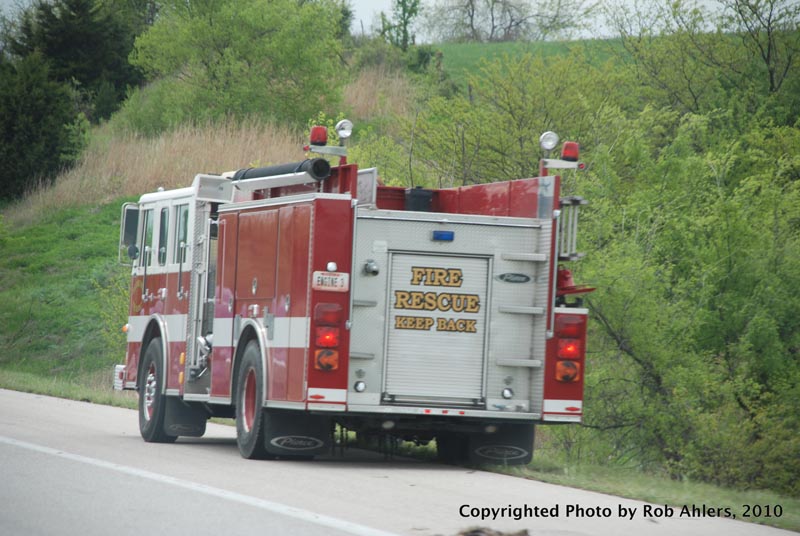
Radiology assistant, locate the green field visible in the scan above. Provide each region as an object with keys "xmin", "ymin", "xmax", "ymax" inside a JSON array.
[{"xmin": 433, "ymin": 38, "xmax": 622, "ymax": 89}]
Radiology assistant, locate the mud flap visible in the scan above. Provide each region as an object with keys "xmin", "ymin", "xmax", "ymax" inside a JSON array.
[
  {"xmin": 163, "ymin": 397, "xmax": 208, "ymax": 437},
  {"xmin": 263, "ymin": 410, "xmax": 331, "ymax": 457},
  {"xmin": 468, "ymin": 423, "xmax": 534, "ymax": 465}
]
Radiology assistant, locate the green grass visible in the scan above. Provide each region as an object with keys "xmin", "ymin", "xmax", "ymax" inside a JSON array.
[
  {"xmin": 494, "ymin": 460, "xmax": 800, "ymax": 532},
  {"xmin": 433, "ymin": 38, "xmax": 624, "ymax": 90},
  {"xmin": 0, "ymin": 201, "xmax": 131, "ymax": 379},
  {"xmin": 0, "ymin": 369, "xmax": 137, "ymax": 409}
]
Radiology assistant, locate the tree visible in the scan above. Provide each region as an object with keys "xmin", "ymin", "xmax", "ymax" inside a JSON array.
[
  {"xmin": 387, "ymin": 50, "xmax": 618, "ymax": 186},
  {"xmin": 0, "ymin": 53, "xmax": 85, "ymax": 199},
  {"xmin": 2, "ymin": 0, "xmax": 144, "ymax": 121},
  {"xmin": 607, "ymin": 2, "xmax": 729, "ymax": 114},
  {"xmin": 719, "ymin": 0, "xmax": 800, "ymax": 93},
  {"xmin": 606, "ymin": 0, "xmax": 800, "ymax": 117},
  {"xmin": 380, "ymin": 0, "xmax": 421, "ymax": 51},
  {"xmin": 125, "ymin": 0, "xmax": 344, "ymax": 132},
  {"xmin": 423, "ymin": 0, "xmax": 597, "ymax": 42}
]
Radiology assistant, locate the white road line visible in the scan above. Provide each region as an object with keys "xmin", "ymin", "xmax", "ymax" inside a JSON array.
[{"xmin": 0, "ymin": 435, "xmax": 399, "ymax": 536}]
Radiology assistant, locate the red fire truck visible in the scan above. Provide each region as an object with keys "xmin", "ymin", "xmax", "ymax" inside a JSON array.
[{"xmin": 114, "ymin": 122, "xmax": 592, "ymax": 464}]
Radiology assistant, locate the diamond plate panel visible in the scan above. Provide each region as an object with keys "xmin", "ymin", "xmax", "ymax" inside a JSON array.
[{"xmin": 349, "ymin": 209, "xmax": 550, "ymax": 413}]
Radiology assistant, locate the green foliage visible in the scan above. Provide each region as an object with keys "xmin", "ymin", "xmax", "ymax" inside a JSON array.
[
  {"xmin": 379, "ymin": 0, "xmax": 421, "ymax": 52},
  {"xmin": 111, "ymin": 77, "xmax": 197, "ymax": 135},
  {"xmin": 348, "ymin": 35, "xmax": 408, "ymax": 72},
  {"xmin": 579, "ymin": 109, "xmax": 800, "ymax": 495},
  {"xmin": 349, "ymin": 124, "xmax": 419, "ymax": 187},
  {"xmin": 123, "ymin": 0, "xmax": 345, "ymax": 134},
  {"xmin": 0, "ymin": 53, "xmax": 84, "ymax": 200},
  {"xmin": 93, "ymin": 263, "xmax": 131, "ymax": 357},
  {"xmin": 353, "ymin": 49, "xmax": 624, "ymax": 186},
  {"xmin": 2, "ymin": 0, "xmax": 144, "ymax": 121},
  {"xmin": 431, "ymin": 40, "xmax": 576, "ymax": 92},
  {"xmin": 610, "ymin": 0, "xmax": 800, "ymax": 121}
]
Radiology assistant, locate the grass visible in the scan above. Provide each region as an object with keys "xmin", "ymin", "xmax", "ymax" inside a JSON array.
[
  {"xmin": 343, "ymin": 65, "xmax": 413, "ymax": 121},
  {"xmin": 433, "ymin": 38, "xmax": 624, "ymax": 91},
  {"xmin": 0, "ymin": 369, "xmax": 137, "ymax": 410},
  {"xmin": 5, "ymin": 120, "xmax": 308, "ymax": 226},
  {"xmin": 0, "ymin": 202, "xmax": 127, "ymax": 378},
  {"xmin": 491, "ymin": 459, "xmax": 800, "ymax": 532}
]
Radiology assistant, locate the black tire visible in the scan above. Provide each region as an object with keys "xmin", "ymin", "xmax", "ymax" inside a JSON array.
[
  {"xmin": 235, "ymin": 340, "xmax": 272, "ymax": 459},
  {"xmin": 138, "ymin": 338, "xmax": 177, "ymax": 443}
]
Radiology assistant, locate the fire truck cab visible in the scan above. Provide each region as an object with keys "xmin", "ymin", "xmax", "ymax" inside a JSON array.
[{"xmin": 115, "ymin": 124, "xmax": 591, "ymax": 464}]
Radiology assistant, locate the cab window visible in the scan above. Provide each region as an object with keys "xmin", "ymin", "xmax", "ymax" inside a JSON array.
[
  {"xmin": 174, "ymin": 204, "xmax": 189, "ymax": 264},
  {"xmin": 158, "ymin": 207, "xmax": 169, "ymax": 266},
  {"xmin": 139, "ymin": 209, "xmax": 154, "ymax": 267}
]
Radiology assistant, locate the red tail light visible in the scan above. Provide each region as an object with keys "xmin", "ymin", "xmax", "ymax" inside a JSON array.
[
  {"xmin": 555, "ymin": 315, "xmax": 582, "ymax": 338},
  {"xmin": 315, "ymin": 327, "xmax": 340, "ymax": 348},
  {"xmin": 558, "ymin": 339, "xmax": 581, "ymax": 359},
  {"xmin": 552, "ymin": 313, "xmax": 586, "ymax": 384},
  {"xmin": 314, "ymin": 303, "xmax": 342, "ymax": 372},
  {"xmin": 314, "ymin": 303, "xmax": 342, "ymax": 325}
]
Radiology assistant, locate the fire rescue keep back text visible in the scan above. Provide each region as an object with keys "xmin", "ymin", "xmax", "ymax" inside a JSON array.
[{"xmin": 393, "ymin": 266, "xmax": 480, "ymax": 334}]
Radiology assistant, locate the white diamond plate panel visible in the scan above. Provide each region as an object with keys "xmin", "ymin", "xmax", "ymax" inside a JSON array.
[{"xmin": 349, "ymin": 209, "xmax": 550, "ymax": 413}]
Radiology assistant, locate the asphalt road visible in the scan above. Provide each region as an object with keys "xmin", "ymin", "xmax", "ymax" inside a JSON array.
[{"xmin": 0, "ymin": 389, "xmax": 794, "ymax": 536}]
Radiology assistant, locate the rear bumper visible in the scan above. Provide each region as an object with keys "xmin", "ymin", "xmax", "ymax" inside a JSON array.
[{"xmin": 344, "ymin": 403, "xmax": 540, "ymax": 421}]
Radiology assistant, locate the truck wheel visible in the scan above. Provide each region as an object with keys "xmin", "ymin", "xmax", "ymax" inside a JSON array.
[
  {"xmin": 235, "ymin": 341, "xmax": 272, "ymax": 459},
  {"xmin": 138, "ymin": 338, "xmax": 177, "ymax": 443}
]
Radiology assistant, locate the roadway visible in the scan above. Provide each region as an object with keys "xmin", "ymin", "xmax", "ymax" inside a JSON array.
[{"xmin": 0, "ymin": 389, "xmax": 793, "ymax": 536}]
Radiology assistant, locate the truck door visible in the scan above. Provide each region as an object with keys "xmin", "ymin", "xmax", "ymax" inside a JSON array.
[
  {"xmin": 385, "ymin": 253, "xmax": 489, "ymax": 406},
  {"xmin": 183, "ymin": 200, "xmax": 218, "ymax": 396}
]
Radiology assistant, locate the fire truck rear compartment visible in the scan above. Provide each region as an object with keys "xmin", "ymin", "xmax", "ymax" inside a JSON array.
[{"xmin": 349, "ymin": 209, "xmax": 550, "ymax": 418}]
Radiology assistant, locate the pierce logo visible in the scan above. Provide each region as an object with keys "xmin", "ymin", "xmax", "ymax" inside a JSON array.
[
  {"xmin": 168, "ymin": 424, "xmax": 202, "ymax": 434},
  {"xmin": 495, "ymin": 273, "xmax": 531, "ymax": 283},
  {"xmin": 270, "ymin": 436, "xmax": 324, "ymax": 450},
  {"xmin": 474, "ymin": 445, "xmax": 529, "ymax": 460}
]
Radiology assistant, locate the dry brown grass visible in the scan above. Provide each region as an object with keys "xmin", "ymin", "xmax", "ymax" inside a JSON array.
[
  {"xmin": 5, "ymin": 68, "xmax": 414, "ymax": 226},
  {"xmin": 6, "ymin": 119, "xmax": 307, "ymax": 225},
  {"xmin": 343, "ymin": 65, "xmax": 413, "ymax": 120}
]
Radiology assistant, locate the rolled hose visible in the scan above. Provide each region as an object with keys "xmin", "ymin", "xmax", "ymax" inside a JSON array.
[{"xmin": 231, "ymin": 158, "xmax": 331, "ymax": 182}]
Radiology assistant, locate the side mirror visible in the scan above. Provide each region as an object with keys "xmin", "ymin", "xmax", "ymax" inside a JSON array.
[{"xmin": 127, "ymin": 244, "xmax": 139, "ymax": 260}]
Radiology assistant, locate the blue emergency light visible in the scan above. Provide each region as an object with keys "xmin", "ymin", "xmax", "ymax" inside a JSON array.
[{"xmin": 432, "ymin": 230, "xmax": 455, "ymax": 242}]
